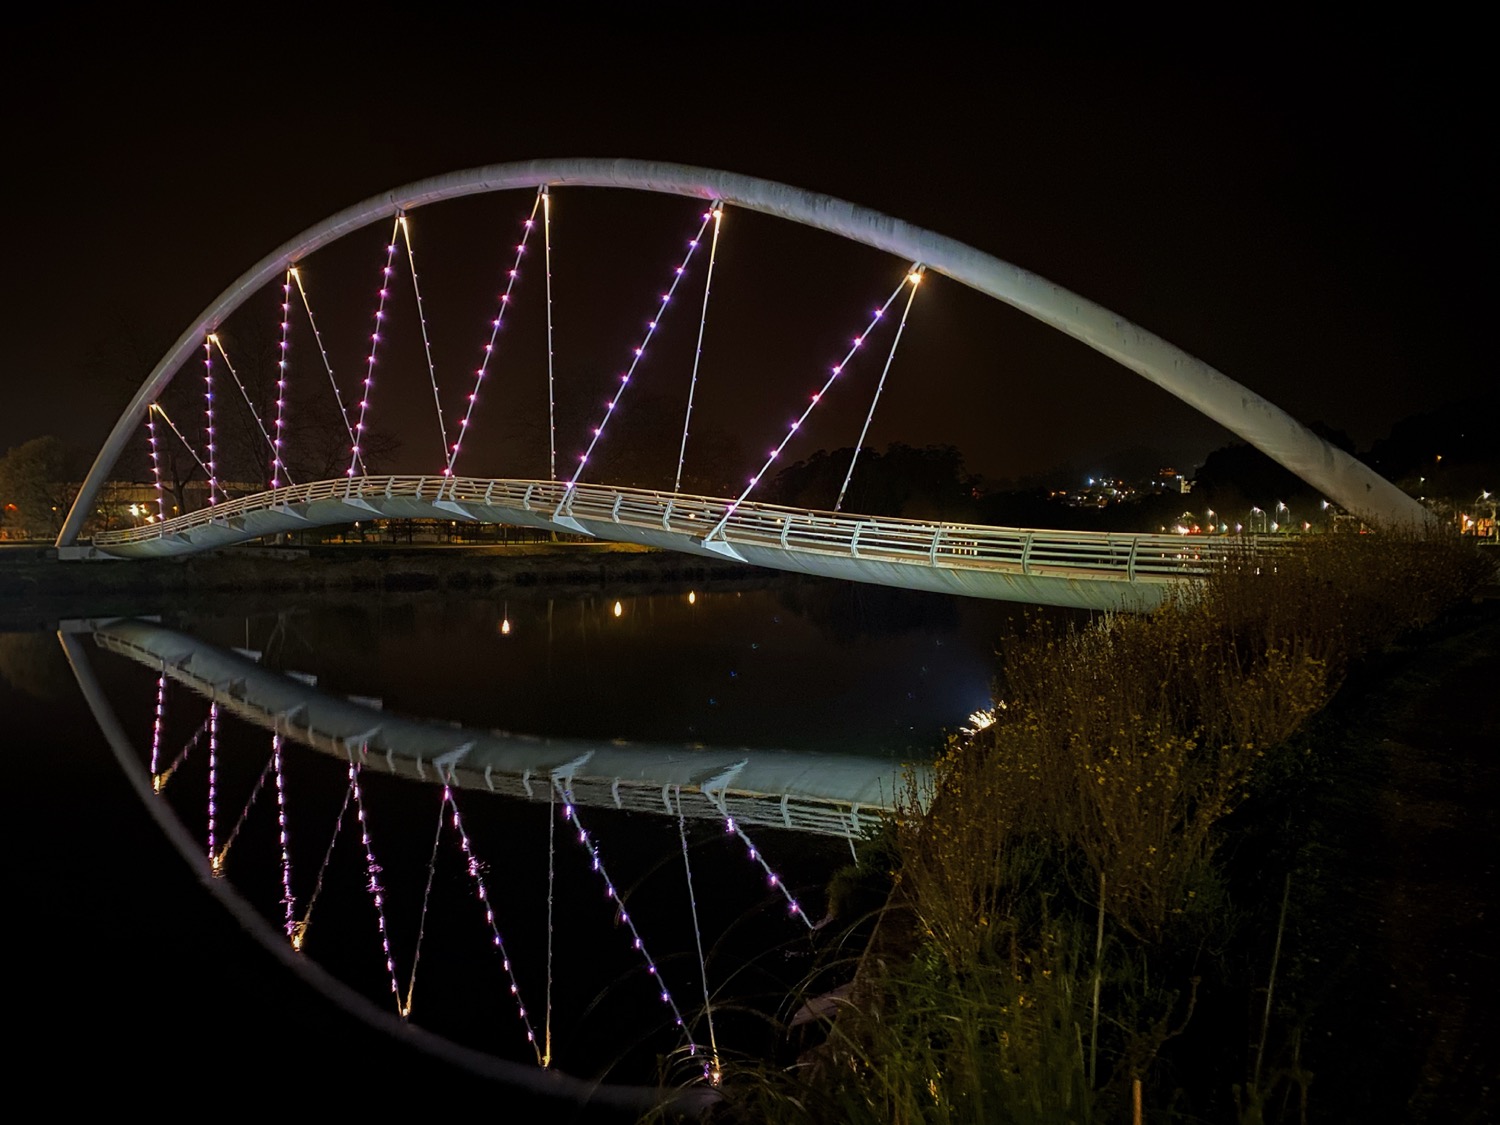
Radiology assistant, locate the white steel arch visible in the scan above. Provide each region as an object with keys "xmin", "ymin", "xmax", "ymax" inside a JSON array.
[{"xmin": 57, "ymin": 158, "xmax": 1427, "ymax": 547}]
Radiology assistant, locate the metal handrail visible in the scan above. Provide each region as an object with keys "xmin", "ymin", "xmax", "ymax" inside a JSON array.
[{"xmin": 92, "ymin": 475, "xmax": 1282, "ymax": 580}]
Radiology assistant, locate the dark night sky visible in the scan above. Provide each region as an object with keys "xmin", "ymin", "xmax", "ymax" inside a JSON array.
[{"xmin": 3, "ymin": 19, "xmax": 1486, "ymax": 489}]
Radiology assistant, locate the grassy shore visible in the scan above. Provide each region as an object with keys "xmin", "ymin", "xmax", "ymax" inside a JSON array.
[{"xmin": 702, "ymin": 535, "xmax": 1497, "ymax": 1124}]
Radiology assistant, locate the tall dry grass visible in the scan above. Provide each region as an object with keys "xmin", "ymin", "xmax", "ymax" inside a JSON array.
[{"xmin": 701, "ymin": 530, "xmax": 1490, "ymax": 1122}]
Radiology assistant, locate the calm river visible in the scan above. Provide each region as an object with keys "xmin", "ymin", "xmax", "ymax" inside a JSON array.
[{"xmin": 5, "ymin": 568, "xmax": 1042, "ymax": 1116}]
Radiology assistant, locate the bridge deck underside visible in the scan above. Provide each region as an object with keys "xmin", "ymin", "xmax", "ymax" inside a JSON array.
[
  {"xmin": 90, "ymin": 480, "xmax": 1200, "ymax": 611},
  {"xmin": 82, "ymin": 618, "xmax": 919, "ymax": 838}
]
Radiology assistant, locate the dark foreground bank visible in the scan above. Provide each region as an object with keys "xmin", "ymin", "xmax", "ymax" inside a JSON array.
[{"xmin": 1257, "ymin": 596, "xmax": 1499, "ymax": 1122}]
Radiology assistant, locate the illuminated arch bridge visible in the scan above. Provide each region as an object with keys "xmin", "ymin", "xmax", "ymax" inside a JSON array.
[{"xmin": 59, "ymin": 159, "xmax": 1426, "ymax": 612}]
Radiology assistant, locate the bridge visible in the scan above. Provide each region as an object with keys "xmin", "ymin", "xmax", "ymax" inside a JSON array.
[
  {"xmin": 73, "ymin": 615, "xmax": 919, "ymax": 838},
  {"xmin": 83, "ymin": 474, "xmax": 1257, "ymax": 611},
  {"xmin": 55, "ymin": 159, "xmax": 1426, "ymax": 610},
  {"xmin": 61, "ymin": 613, "xmax": 905, "ymax": 1107}
]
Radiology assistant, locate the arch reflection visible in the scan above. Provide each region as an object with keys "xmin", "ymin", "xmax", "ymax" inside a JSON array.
[{"xmin": 59, "ymin": 615, "xmax": 924, "ymax": 1109}]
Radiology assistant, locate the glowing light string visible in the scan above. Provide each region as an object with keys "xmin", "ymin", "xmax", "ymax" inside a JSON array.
[
  {"xmin": 148, "ymin": 666, "xmax": 167, "ymax": 778},
  {"xmin": 202, "ymin": 337, "xmax": 219, "ymax": 505},
  {"xmin": 675, "ymin": 787, "xmax": 721, "ymax": 1084},
  {"xmin": 148, "ymin": 402, "xmax": 213, "ymax": 494},
  {"xmin": 292, "ymin": 774, "xmax": 354, "ymax": 952},
  {"xmin": 154, "ymin": 709, "xmax": 211, "ymax": 793},
  {"xmin": 144, "ymin": 410, "xmax": 165, "ymax": 523},
  {"xmin": 216, "ymin": 745, "xmax": 276, "ymax": 870},
  {"xmin": 554, "ymin": 784, "xmax": 701, "ymax": 1062},
  {"xmin": 544, "ymin": 780, "xmax": 556, "ymax": 1067},
  {"xmin": 349, "ymin": 762, "xmax": 404, "ymax": 1013},
  {"xmin": 271, "ymin": 275, "xmax": 293, "ymax": 487},
  {"xmin": 703, "ymin": 264, "xmax": 919, "ymax": 543},
  {"xmin": 289, "ymin": 266, "xmax": 363, "ymax": 474},
  {"xmin": 674, "ymin": 203, "xmax": 724, "ymax": 496},
  {"xmin": 553, "ymin": 207, "xmax": 717, "ymax": 518},
  {"xmin": 543, "ymin": 187, "xmax": 557, "ymax": 481},
  {"xmin": 401, "ymin": 789, "xmax": 448, "ymax": 1019},
  {"xmin": 836, "ymin": 266, "xmax": 924, "ymax": 512},
  {"xmin": 347, "ymin": 218, "xmax": 404, "ymax": 477},
  {"xmin": 446, "ymin": 189, "xmax": 544, "ymax": 477},
  {"xmin": 273, "ymin": 736, "xmax": 296, "ymax": 939},
  {"xmin": 395, "ymin": 214, "xmax": 450, "ymax": 467},
  {"xmin": 207, "ymin": 703, "xmax": 221, "ymax": 875},
  {"xmin": 710, "ymin": 795, "xmax": 813, "ymax": 930},
  {"xmin": 208, "ymin": 333, "xmax": 290, "ymax": 490},
  {"xmin": 446, "ymin": 786, "xmax": 544, "ymax": 1063}
]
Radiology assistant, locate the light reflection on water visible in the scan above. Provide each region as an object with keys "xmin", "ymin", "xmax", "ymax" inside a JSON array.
[
  {"xmin": 170, "ymin": 576, "xmax": 1016, "ymax": 756},
  {"xmin": 5, "ymin": 573, "xmax": 1046, "ymax": 1110}
]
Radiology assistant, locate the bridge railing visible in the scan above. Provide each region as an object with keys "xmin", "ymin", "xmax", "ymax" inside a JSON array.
[{"xmin": 93, "ymin": 474, "xmax": 1282, "ymax": 581}]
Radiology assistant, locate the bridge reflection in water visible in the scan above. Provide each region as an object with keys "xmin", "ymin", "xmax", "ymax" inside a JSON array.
[{"xmin": 60, "ymin": 615, "xmax": 922, "ymax": 1110}]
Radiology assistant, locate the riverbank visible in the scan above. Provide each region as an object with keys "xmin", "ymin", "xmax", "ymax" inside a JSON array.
[
  {"xmin": 0, "ymin": 542, "xmax": 765, "ymax": 629},
  {"xmin": 1260, "ymin": 595, "xmax": 1499, "ymax": 1121},
  {"xmin": 724, "ymin": 535, "xmax": 1498, "ymax": 1124}
]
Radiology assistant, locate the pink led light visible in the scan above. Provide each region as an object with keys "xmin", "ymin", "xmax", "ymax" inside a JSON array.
[
  {"xmin": 701, "ymin": 264, "xmax": 917, "ymax": 545},
  {"xmin": 350, "ymin": 763, "xmax": 404, "ymax": 1012},
  {"xmin": 556, "ymin": 789, "xmax": 702, "ymax": 1065},
  {"xmin": 272, "ymin": 270, "xmax": 294, "ymax": 487},
  {"xmin": 348, "ymin": 218, "xmax": 403, "ymax": 478},
  {"xmin": 202, "ymin": 338, "xmax": 218, "ymax": 505},
  {"xmin": 447, "ymin": 189, "xmax": 543, "ymax": 478},
  {"xmin": 149, "ymin": 671, "xmax": 166, "ymax": 777},
  {"xmin": 145, "ymin": 413, "xmax": 166, "ymax": 523},
  {"xmin": 207, "ymin": 703, "xmax": 219, "ymax": 864},
  {"xmin": 273, "ymin": 736, "xmax": 297, "ymax": 937},
  {"xmin": 559, "ymin": 206, "xmax": 715, "ymax": 501},
  {"xmin": 445, "ymin": 786, "xmax": 544, "ymax": 1063}
]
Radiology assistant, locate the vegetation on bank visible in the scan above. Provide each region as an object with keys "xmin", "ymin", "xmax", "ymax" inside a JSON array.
[{"xmin": 697, "ymin": 532, "xmax": 1493, "ymax": 1124}]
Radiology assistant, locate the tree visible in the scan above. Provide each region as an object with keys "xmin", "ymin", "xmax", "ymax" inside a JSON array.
[
  {"xmin": 766, "ymin": 443, "xmax": 979, "ymax": 520},
  {"xmin": 0, "ymin": 436, "xmax": 78, "ymax": 538}
]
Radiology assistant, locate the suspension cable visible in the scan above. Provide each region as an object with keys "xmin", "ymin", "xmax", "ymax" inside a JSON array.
[
  {"xmin": 350, "ymin": 762, "xmax": 404, "ymax": 1014},
  {"xmin": 676, "ymin": 787, "xmax": 722, "ymax": 1084},
  {"xmin": 347, "ymin": 217, "xmax": 404, "ymax": 478},
  {"xmin": 397, "ymin": 213, "xmax": 450, "ymax": 468},
  {"xmin": 709, "ymin": 793, "xmax": 814, "ymax": 930},
  {"xmin": 402, "ymin": 787, "xmax": 449, "ymax": 1018},
  {"xmin": 543, "ymin": 187, "xmax": 557, "ymax": 482},
  {"xmin": 271, "ymin": 274, "xmax": 293, "ymax": 487},
  {"xmin": 272, "ymin": 735, "xmax": 297, "ymax": 940},
  {"xmin": 147, "ymin": 403, "xmax": 212, "ymax": 488},
  {"xmin": 144, "ymin": 411, "xmax": 166, "ymax": 523},
  {"xmin": 202, "ymin": 337, "xmax": 219, "ymax": 505},
  {"xmin": 703, "ymin": 263, "xmax": 920, "ymax": 542},
  {"xmin": 448, "ymin": 785, "xmax": 544, "ymax": 1064},
  {"xmin": 836, "ymin": 266, "xmax": 924, "ymax": 511},
  {"xmin": 545, "ymin": 780, "xmax": 555, "ymax": 1066},
  {"xmin": 294, "ymin": 773, "xmax": 355, "ymax": 952},
  {"xmin": 289, "ymin": 266, "xmax": 363, "ymax": 474},
  {"xmin": 207, "ymin": 703, "xmax": 220, "ymax": 874},
  {"xmin": 154, "ymin": 708, "xmax": 211, "ymax": 793},
  {"xmin": 554, "ymin": 206, "xmax": 716, "ymax": 518},
  {"xmin": 554, "ymin": 782, "xmax": 703, "ymax": 1064},
  {"xmin": 216, "ymin": 746, "xmax": 276, "ymax": 869},
  {"xmin": 209, "ymin": 332, "xmax": 295, "ymax": 489},
  {"xmin": 447, "ymin": 188, "xmax": 544, "ymax": 477},
  {"xmin": 148, "ymin": 664, "xmax": 167, "ymax": 778},
  {"xmin": 675, "ymin": 203, "xmax": 724, "ymax": 495}
]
